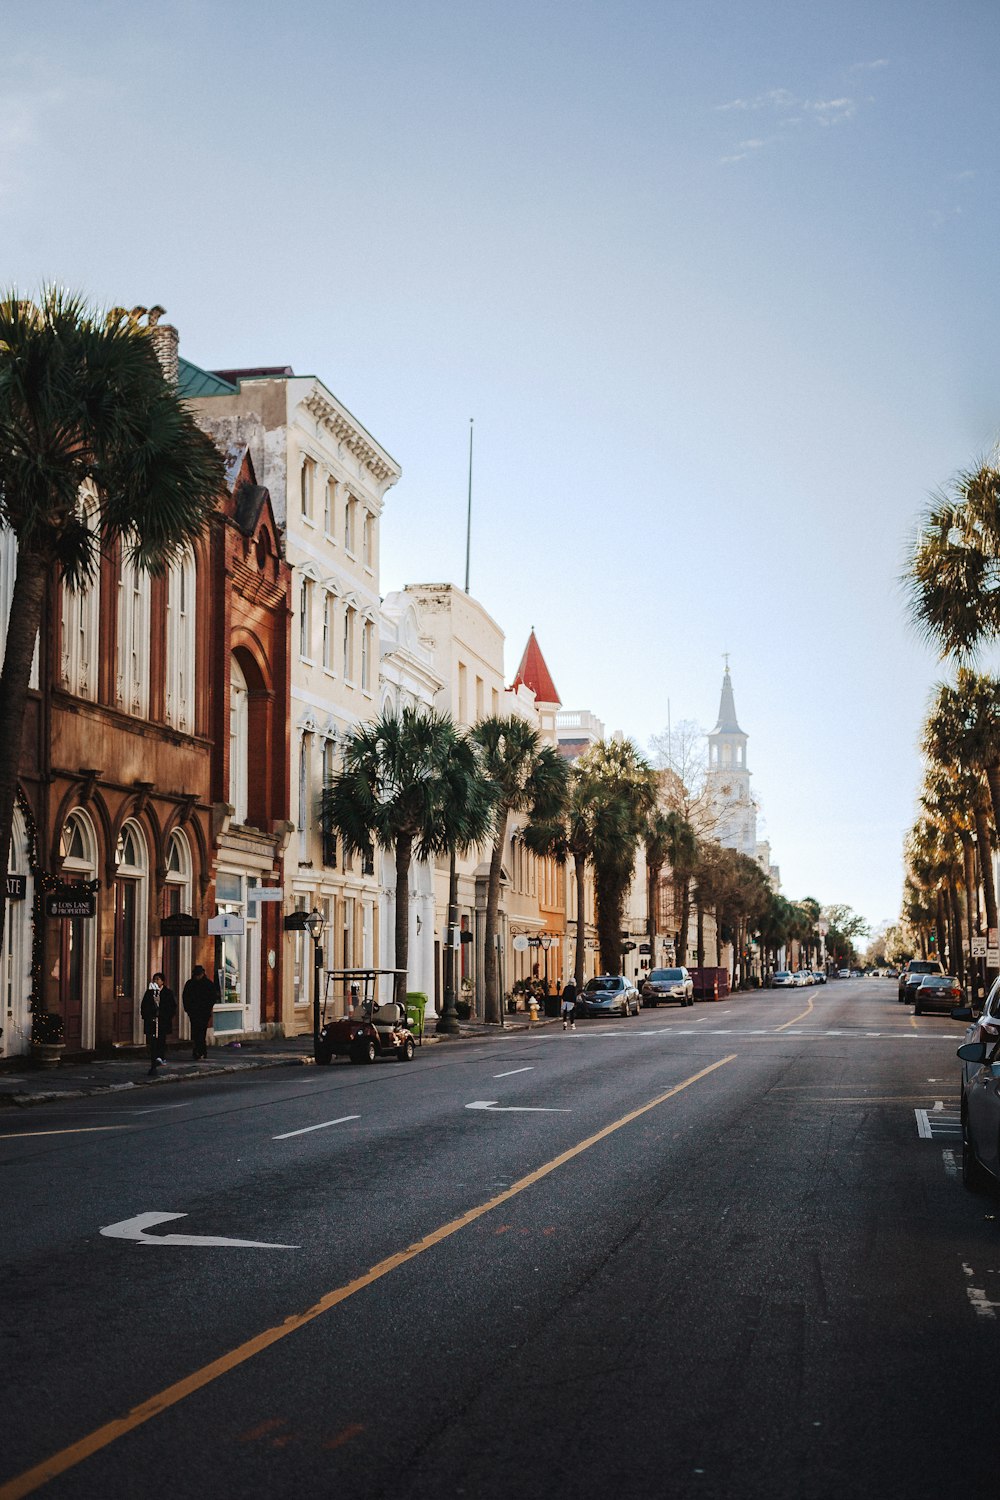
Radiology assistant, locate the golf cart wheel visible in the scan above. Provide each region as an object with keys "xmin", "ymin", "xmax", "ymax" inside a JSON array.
[
  {"xmin": 397, "ymin": 1036, "xmax": 415, "ymax": 1062},
  {"xmin": 363, "ymin": 1038, "xmax": 377, "ymax": 1063}
]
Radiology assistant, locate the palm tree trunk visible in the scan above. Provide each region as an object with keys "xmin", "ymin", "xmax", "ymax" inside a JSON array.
[
  {"xmin": 483, "ymin": 811, "xmax": 508, "ymax": 1024},
  {"xmin": 647, "ymin": 860, "xmax": 661, "ymax": 977},
  {"xmin": 714, "ymin": 911, "xmax": 722, "ymax": 967},
  {"xmin": 975, "ymin": 807, "xmax": 998, "ymax": 986},
  {"xmin": 696, "ymin": 901, "xmax": 705, "ymax": 970},
  {"xmin": 948, "ymin": 874, "xmax": 964, "ymax": 981},
  {"xmin": 961, "ymin": 834, "xmax": 977, "ymax": 981},
  {"xmin": 393, "ymin": 833, "xmax": 413, "ymax": 1008},
  {"xmin": 935, "ymin": 891, "xmax": 947, "ymax": 968},
  {"xmin": 678, "ymin": 876, "xmax": 691, "ymax": 965},
  {"xmin": 0, "ymin": 551, "xmax": 47, "ymax": 960},
  {"xmin": 574, "ymin": 852, "xmax": 587, "ymax": 989},
  {"xmin": 986, "ymin": 765, "xmax": 1000, "ymax": 843}
]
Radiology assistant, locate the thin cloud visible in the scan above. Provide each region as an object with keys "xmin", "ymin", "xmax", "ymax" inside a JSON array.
[
  {"xmin": 851, "ymin": 58, "xmax": 889, "ymax": 72},
  {"xmin": 715, "ymin": 79, "xmax": 862, "ymax": 162}
]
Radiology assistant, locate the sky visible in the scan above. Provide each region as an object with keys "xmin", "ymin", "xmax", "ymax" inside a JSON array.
[{"xmin": 3, "ymin": 0, "xmax": 999, "ymax": 932}]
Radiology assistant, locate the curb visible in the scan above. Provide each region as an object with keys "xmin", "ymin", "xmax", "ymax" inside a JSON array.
[{"xmin": 0, "ymin": 1054, "xmax": 314, "ymax": 1109}]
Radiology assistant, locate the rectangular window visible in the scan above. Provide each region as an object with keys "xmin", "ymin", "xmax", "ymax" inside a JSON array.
[
  {"xmin": 344, "ymin": 496, "xmax": 355, "ymax": 553},
  {"xmin": 343, "ymin": 606, "xmax": 355, "ymax": 681},
  {"xmin": 324, "ymin": 478, "xmax": 335, "ymax": 535},
  {"xmin": 293, "ymin": 895, "xmax": 308, "ymax": 1005},
  {"xmin": 475, "ymin": 675, "xmax": 484, "ymax": 721},
  {"xmin": 300, "ymin": 458, "xmax": 314, "ymax": 519},
  {"xmin": 362, "ymin": 511, "xmax": 372, "ymax": 567},
  {"xmin": 322, "ymin": 592, "xmax": 336, "ymax": 671},
  {"xmin": 321, "ymin": 740, "xmax": 338, "ymax": 868},
  {"xmin": 360, "ymin": 620, "xmax": 370, "ymax": 692},
  {"xmin": 457, "ymin": 662, "xmax": 468, "ymax": 725},
  {"xmin": 299, "ymin": 577, "xmax": 313, "ymax": 659},
  {"xmin": 492, "ymin": 687, "xmax": 499, "ymax": 715},
  {"xmin": 343, "ymin": 897, "xmax": 355, "ymax": 969}
]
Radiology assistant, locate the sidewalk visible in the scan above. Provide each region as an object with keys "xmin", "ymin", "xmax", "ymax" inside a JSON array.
[{"xmin": 0, "ymin": 1013, "xmax": 558, "ymax": 1109}]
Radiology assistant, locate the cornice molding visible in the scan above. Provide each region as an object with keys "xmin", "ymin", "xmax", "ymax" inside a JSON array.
[{"xmin": 301, "ymin": 386, "xmax": 400, "ymax": 487}]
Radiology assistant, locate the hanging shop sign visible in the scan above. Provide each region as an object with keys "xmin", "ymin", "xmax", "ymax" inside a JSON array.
[
  {"xmin": 6, "ymin": 874, "xmax": 26, "ymax": 900},
  {"xmin": 208, "ymin": 914, "xmax": 245, "ymax": 936},
  {"xmin": 160, "ymin": 912, "xmax": 200, "ymax": 938},
  {"xmin": 45, "ymin": 887, "xmax": 96, "ymax": 919}
]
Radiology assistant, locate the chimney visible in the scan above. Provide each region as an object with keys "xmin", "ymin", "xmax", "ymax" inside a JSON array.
[{"xmin": 146, "ymin": 305, "xmax": 179, "ymax": 386}]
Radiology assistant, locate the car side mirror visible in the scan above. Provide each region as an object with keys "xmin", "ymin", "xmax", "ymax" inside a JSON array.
[
  {"xmin": 957, "ymin": 1041, "xmax": 988, "ymax": 1063},
  {"xmin": 951, "ymin": 1006, "xmax": 973, "ymax": 1022}
]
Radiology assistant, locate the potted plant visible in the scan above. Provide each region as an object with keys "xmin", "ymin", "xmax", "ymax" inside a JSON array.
[{"xmin": 30, "ymin": 1010, "xmax": 65, "ymax": 1069}]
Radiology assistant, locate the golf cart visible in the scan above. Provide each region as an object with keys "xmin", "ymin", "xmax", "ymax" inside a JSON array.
[{"xmin": 315, "ymin": 968, "xmax": 417, "ymax": 1065}]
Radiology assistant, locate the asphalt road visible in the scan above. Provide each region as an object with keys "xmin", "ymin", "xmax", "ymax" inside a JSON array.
[{"xmin": 1, "ymin": 979, "xmax": 998, "ymax": 1500}]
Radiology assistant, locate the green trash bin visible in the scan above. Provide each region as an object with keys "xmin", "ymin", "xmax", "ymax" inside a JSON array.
[{"xmin": 405, "ymin": 991, "xmax": 428, "ymax": 1043}]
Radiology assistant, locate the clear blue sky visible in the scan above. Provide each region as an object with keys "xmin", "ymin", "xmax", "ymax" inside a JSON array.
[{"xmin": 4, "ymin": 0, "xmax": 998, "ymax": 931}]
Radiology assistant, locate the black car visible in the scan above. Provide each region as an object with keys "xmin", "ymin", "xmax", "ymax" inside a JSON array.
[{"xmin": 898, "ymin": 959, "xmax": 943, "ymax": 1003}]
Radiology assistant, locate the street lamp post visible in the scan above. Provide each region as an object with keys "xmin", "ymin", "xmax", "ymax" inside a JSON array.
[
  {"xmin": 306, "ymin": 908, "xmax": 325, "ymax": 1061},
  {"xmin": 437, "ymin": 850, "xmax": 461, "ymax": 1034}
]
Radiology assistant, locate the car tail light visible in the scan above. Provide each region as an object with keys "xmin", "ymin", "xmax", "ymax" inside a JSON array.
[{"xmin": 950, "ymin": 986, "xmax": 962, "ymax": 997}]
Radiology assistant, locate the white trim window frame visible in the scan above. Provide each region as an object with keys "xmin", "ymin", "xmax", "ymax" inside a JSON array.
[
  {"xmin": 299, "ymin": 575, "xmax": 314, "ymax": 661},
  {"xmin": 229, "ymin": 656, "xmax": 249, "ymax": 824},
  {"xmin": 165, "ymin": 547, "xmax": 196, "ymax": 732},
  {"xmin": 116, "ymin": 554, "xmax": 151, "ymax": 717}
]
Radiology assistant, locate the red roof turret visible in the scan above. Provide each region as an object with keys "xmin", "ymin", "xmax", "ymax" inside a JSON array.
[{"xmin": 511, "ymin": 630, "xmax": 560, "ymax": 706}]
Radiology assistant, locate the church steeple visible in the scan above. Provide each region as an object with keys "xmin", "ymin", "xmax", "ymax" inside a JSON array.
[{"xmin": 713, "ymin": 666, "xmax": 744, "ymax": 735}]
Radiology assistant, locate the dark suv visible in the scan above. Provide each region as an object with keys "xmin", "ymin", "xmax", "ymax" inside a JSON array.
[{"xmin": 898, "ymin": 959, "xmax": 943, "ymax": 1003}]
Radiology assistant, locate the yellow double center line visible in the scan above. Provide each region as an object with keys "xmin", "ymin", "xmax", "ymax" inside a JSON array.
[{"xmin": 0, "ymin": 1055, "xmax": 736, "ymax": 1499}]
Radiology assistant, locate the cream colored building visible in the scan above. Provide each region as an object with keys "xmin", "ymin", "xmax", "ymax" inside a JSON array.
[{"xmin": 186, "ymin": 364, "xmax": 400, "ymax": 1032}]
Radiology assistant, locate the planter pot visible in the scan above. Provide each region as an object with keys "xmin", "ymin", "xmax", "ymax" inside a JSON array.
[{"xmin": 30, "ymin": 1042, "xmax": 64, "ymax": 1070}]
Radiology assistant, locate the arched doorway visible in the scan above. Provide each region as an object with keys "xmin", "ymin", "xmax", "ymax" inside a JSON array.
[
  {"xmin": 113, "ymin": 821, "xmax": 148, "ymax": 1044},
  {"xmin": 3, "ymin": 807, "xmax": 34, "ymax": 1056},
  {"xmin": 58, "ymin": 810, "xmax": 98, "ymax": 1051},
  {"xmin": 161, "ymin": 830, "xmax": 193, "ymax": 1039}
]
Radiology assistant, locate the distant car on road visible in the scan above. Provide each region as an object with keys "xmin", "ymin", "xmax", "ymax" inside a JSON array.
[
  {"xmin": 579, "ymin": 975, "xmax": 640, "ymax": 1018},
  {"xmin": 772, "ymin": 971, "xmax": 795, "ymax": 988},
  {"xmin": 898, "ymin": 960, "xmax": 944, "ymax": 1003},
  {"xmin": 640, "ymin": 967, "xmax": 694, "ymax": 1007},
  {"xmin": 837, "ymin": 968, "xmax": 852, "ymax": 979},
  {"xmin": 812, "ymin": 971, "xmax": 827, "ymax": 984},
  {"xmin": 912, "ymin": 974, "xmax": 963, "ymax": 1015}
]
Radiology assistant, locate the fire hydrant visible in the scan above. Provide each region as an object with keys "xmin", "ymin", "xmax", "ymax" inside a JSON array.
[{"xmin": 528, "ymin": 996, "xmax": 540, "ymax": 1024}]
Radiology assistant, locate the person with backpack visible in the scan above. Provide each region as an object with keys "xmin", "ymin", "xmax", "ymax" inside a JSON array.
[{"xmin": 561, "ymin": 979, "xmax": 577, "ymax": 1031}]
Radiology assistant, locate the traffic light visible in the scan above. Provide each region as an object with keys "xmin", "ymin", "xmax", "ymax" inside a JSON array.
[{"xmin": 929, "ymin": 932, "xmax": 936, "ymax": 949}]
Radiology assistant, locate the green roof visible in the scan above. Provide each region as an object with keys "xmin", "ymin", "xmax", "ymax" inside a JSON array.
[{"xmin": 177, "ymin": 357, "xmax": 237, "ymax": 397}]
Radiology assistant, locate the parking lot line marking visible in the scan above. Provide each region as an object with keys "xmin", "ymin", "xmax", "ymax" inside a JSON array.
[
  {"xmin": 774, "ymin": 997, "xmax": 814, "ymax": 1032},
  {"xmin": 0, "ymin": 1054, "xmax": 737, "ymax": 1500},
  {"xmin": 493, "ymin": 1067, "xmax": 534, "ymax": 1079},
  {"xmin": 272, "ymin": 1115, "xmax": 360, "ymax": 1141}
]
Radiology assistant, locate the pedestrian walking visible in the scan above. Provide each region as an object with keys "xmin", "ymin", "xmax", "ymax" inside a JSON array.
[
  {"xmin": 561, "ymin": 979, "xmax": 577, "ymax": 1031},
  {"xmin": 140, "ymin": 980, "xmax": 160, "ymax": 1076},
  {"xmin": 151, "ymin": 972, "xmax": 177, "ymax": 1064},
  {"xmin": 182, "ymin": 964, "xmax": 219, "ymax": 1060}
]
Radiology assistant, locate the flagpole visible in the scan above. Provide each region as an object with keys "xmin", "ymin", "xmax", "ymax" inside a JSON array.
[{"xmin": 464, "ymin": 417, "xmax": 473, "ymax": 592}]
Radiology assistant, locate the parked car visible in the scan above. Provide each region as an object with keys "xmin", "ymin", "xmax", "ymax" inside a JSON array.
[
  {"xmin": 837, "ymin": 968, "xmax": 852, "ymax": 979},
  {"xmin": 579, "ymin": 975, "xmax": 640, "ymax": 1018},
  {"xmin": 956, "ymin": 1025, "xmax": 1000, "ymax": 1190},
  {"xmin": 772, "ymin": 971, "xmax": 795, "ymax": 988},
  {"xmin": 641, "ymin": 967, "xmax": 694, "ymax": 1007},
  {"xmin": 898, "ymin": 959, "xmax": 944, "ymax": 1003},
  {"xmin": 953, "ymin": 975, "xmax": 1000, "ymax": 1096},
  {"xmin": 912, "ymin": 974, "xmax": 963, "ymax": 1015},
  {"xmin": 812, "ymin": 971, "xmax": 827, "ymax": 985}
]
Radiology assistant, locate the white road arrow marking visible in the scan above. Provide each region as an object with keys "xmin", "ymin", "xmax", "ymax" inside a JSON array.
[
  {"xmin": 465, "ymin": 1100, "xmax": 570, "ymax": 1113},
  {"xmin": 100, "ymin": 1212, "xmax": 298, "ymax": 1248}
]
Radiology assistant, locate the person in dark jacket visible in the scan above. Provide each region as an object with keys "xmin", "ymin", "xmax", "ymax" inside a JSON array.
[
  {"xmin": 151, "ymin": 972, "xmax": 177, "ymax": 1064},
  {"xmin": 139, "ymin": 981, "xmax": 160, "ymax": 1076},
  {"xmin": 560, "ymin": 979, "xmax": 577, "ymax": 1031},
  {"xmin": 182, "ymin": 965, "xmax": 218, "ymax": 1060}
]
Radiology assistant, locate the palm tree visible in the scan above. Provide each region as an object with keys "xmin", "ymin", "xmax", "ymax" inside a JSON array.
[
  {"xmin": 923, "ymin": 677, "xmax": 1000, "ymax": 951},
  {"xmin": 642, "ymin": 810, "xmax": 677, "ymax": 974},
  {"xmin": 471, "ymin": 716, "xmax": 568, "ymax": 1023},
  {"xmin": 905, "ymin": 464, "xmax": 1000, "ymax": 658},
  {"xmin": 524, "ymin": 765, "xmax": 601, "ymax": 990},
  {"xmin": 921, "ymin": 768, "xmax": 976, "ymax": 985},
  {"xmin": 321, "ymin": 708, "xmax": 494, "ymax": 1006},
  {"xmin": 662, "ymin": 810, "xmax": 698, "ymax": 965},
  {"xmin": 0, "ymin": 290, "xmax": 222, "ymax": 941},
  {"xmin": 576, "ymin": 739, "xmax": 657, "ymax": 976}
]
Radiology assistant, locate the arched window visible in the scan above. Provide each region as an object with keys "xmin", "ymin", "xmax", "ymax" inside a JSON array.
[
  {"xmin": 229, "ymin": 656, "xmax": 249, "ymax": 823},
  {"xmin": 59, "ymin": 487, "xmax": 100, "ymax": 701},
  {"xmin": 161, "ymin": 830, "xmax": 193, "ymax": 1010},
  {"xmin": 165, "ymin": 547, "xmax": 196, "ymax": 731},
  {"xmin": 298, "ymin": 732, "xmax": 311, "ymax": 861},
  {"xmin": 230, "ymin": 658, "xmax": 249, "ymax": 822},
  {"xmin": 116, "ymin": 555, "xmax": 151, "ymax": 716},
  {"xmin": 114, "ymin": 820, "xmax": 148, "ymax": 1044},
  {"xmin": 58, "ymin": 809, "xmax": 99, "ymax": 1052}
]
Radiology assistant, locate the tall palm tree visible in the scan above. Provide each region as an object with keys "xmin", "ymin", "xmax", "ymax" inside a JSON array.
[
  {"xmin": 923, "ymin": 678, "xmax": 1000, "ymax": 952},
  {"xmin": 905, "ymin": 464, "xmax": 1000, "ymax": 658},
  {"xmin": 921, "ymin": 768, "xmax": 977, "ymax": 984},
  {"xmin": 321, "ymin": 708, "xmax": 494, "ymax": 1006},
  {"xmin": 0, "ymin": 290, "xmax": 222, "ymax": 941},
  {"xmin": 576, "ymin": 739, "xmax": 657, "ymax": 976},
  {"xmin": 642, "ymin": 809, "xmax": 683, "ymax": 974},
  {"xmin": 524, "ymin": 765, "xmax": 601, "ymax": 989},
  {"xmin": 662, "ymin": 810, "xmax": 698, "ymax": 965},
  {"xmin": 471, "ymin": 716, "xmax": 568, "ymax": 1023}
]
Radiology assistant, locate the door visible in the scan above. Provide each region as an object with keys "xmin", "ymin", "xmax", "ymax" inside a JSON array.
[{"xmin": 113, "ymin": 877, "xmax": 139, "ymax": 1043}]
